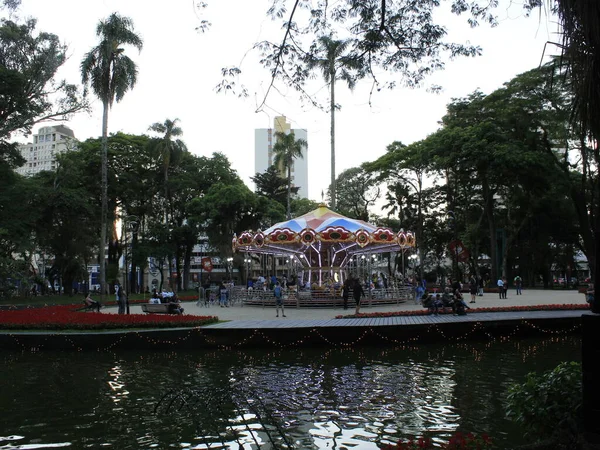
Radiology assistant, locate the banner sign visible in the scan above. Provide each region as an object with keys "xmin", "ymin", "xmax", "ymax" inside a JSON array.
[
  {"xmin": 201, "ymin": 257, "xmax": 213, "ymax": 272},
  {"xmin": 448, "ymin": 240, "xmax": 470, "ymax": 263}
]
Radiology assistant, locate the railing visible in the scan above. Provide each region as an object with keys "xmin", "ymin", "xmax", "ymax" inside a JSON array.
[{"xmin": 223, "ymin": 286, "xmax": 413, "ymax": 308}]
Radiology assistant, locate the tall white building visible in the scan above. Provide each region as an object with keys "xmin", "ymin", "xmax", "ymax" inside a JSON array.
[
  {"xmin": 15, "ymin": 125, "xmax": 76, "ymax": 176},
  {"xmin": 255, "ymin": 115, "xmax": 308, "ymax": 199}
]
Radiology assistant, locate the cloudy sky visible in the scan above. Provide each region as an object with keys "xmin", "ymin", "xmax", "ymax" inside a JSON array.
[{"xmin": 8, "ymin": 1, "xmax": 559, "ymax": 201}]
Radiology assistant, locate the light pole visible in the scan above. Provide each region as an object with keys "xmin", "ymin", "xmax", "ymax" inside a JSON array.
[
  {"xmin": 244, "ymin": 257, "xmax": 251, "ymax": 286},
  {"xmin": 409, "ymin": 254, "xmax": 418, "ymax": 280},
  {"xmin": 226, "ymin": 257, "xmax": 233, "ymax": 283}
]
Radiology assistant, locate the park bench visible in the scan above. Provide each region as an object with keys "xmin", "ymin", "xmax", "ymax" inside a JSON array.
[
  {"xmin": 75, "ymin": 300, "xmax": 102, "ymax": 312},
  {"xmin": 141, "ymin": 303, "xmax": 181, "ymax": 314}
]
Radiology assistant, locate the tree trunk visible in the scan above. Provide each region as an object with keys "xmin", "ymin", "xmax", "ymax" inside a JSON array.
[
  {"xmin": 482, "ymin": 176, "xmax": 498, "ymax": 281},
  {"xmin": 287, "ymin": 164, "xmax": 292, "ymax": 219},
  {"xmin": 99, "ymin": 99, "xmax": 109, "ymax": 301},
  {"xmin": 183, "ymin": 242, "xmax": 192, "ymax": 290},
  {"xmin": 130, "ymin": 231, "xmax": 138, "ymax": 294},
  {"xmin": 330, "ymin": 75, "xmax": 336, "ymax": 209}
]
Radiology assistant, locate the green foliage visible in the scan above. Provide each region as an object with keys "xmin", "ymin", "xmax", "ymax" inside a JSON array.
[
  {"xmin": 333, "ymin": 166, "xmax": 380, "ymax": 221},
  {"xmin": 506, "ymin": 361, "xmax": 583, "ymax": 441},
  {"xmin": 251, "ymin": 165, "xmax": 297, "ymax": 208},
  {"xmin": 80, "ymin": 13, "xmax": 143, "ymax": 105},
  {"xmin": 272, "ymin": 131, "xmax": 307, "ymax": 218},
  {"xmin": 0, "ymin": 18, "xmax": 86, "ymax": 141}
]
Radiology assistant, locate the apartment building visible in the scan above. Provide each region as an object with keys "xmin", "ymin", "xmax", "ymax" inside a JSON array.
[
  {"xmin": 15, "ymin": 125, "xmax": 76, "ymax": 176},
  {"xmin": 254, "ymin": 115, "xmax": 308, "ymax": 199}
]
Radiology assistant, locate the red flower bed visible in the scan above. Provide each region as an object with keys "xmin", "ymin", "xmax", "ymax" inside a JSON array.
[
  {"xmin": 0, "ymin": 304, "xmax": 218, "ymax": 330},
  {"xmin": 336, "ymin": 303, "xmax": 590, "ymax": 319}
]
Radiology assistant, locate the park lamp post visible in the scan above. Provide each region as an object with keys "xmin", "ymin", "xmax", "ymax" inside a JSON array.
[
  {"xmin": 226, "ymin": 257, "xmax": 233, "ymax": 282},
  {"xmin": 244, "ymin": 257, "xmax": 251, "ymax": 286},
  {"xmin": 408, "ymin": 254, "xmax": 418, "ymax": 280},
  {"xmin": 361, "ymin": 255, "xmax": 366, "ymax": 282}
]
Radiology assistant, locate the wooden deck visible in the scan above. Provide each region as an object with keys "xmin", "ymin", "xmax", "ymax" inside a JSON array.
[{"xmin": 204, "ymin": 309, "xmax": 585, "ymax": 329}]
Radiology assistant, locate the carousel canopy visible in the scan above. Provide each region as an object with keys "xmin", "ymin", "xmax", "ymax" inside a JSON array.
[{"xmin": 232, "ymin": 205, "xmax": 415, "ymax": 268}]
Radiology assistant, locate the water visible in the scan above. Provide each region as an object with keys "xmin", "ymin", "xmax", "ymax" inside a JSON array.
[{"xmin": 0, "ymin": 335, "xmax": 581, "ymax": 449}]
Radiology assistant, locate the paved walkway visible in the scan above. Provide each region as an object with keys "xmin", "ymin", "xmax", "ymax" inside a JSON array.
[{"xmin": 115, "ymin": 288, "xmax": 588, "ymax": 321}]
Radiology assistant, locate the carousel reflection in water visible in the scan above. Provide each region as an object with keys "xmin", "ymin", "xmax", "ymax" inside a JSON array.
[{"xmin": 0, "ymin": 335, "xmax": 581, "ymax": 449}]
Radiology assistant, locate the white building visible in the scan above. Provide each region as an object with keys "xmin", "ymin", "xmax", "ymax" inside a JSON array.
[
  {"xmin": 255, "ymin": 115, "xmax": 308, "ymax": 199},
  {"xmin": 15, "ymin": 125, "xmax": 76, "ymax": 176}
]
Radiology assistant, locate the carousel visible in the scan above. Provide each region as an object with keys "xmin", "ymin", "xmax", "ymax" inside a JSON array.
[{"xmin": 232, "ymin": 204, "xmax": 415, "ymax": 288}]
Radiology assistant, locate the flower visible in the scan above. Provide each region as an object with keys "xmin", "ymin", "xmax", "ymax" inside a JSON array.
[
  {"xmin": 337, "ymin": 303, "xmax": 588, "ymax": 319},
  {"xmin": 0, "ymin": 304, "xmax": 217, "ymax": 330}
]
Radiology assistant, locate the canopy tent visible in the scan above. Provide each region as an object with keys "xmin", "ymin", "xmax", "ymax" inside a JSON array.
[{"xmin": 232, "ymin": 204, "xmax": 415, "ymax": 286}]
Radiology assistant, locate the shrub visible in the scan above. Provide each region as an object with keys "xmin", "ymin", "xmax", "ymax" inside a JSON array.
[{"xmin": 505, "ymin": 361, "xmax": 583, "ymax": 443}]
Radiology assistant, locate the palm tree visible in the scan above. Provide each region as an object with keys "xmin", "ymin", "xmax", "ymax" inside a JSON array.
[
  {"xmin": 307, "ymin": 36, "xmax": 358, "ymax": 210},
  {"xmin": 148, "ymin": 118, "xmax": 187, "ymax": 220},
  {"xmin": 81, "ymin": 13, "xmax": 143, "ymax": 301},
  {"xmin": 272, "ymin": 130, "xmax": 307, "ymax": 219}
]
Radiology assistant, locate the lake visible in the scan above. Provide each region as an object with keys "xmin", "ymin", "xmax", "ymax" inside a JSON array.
[{"xmin": 0, "ymin": 334, "xmax": 581, "ymax": 449}]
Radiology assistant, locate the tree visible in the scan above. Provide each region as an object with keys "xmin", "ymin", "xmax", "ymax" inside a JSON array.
[
  {"xmin": 333, "ymin": 166, "xmax": 380, "ymax": 221},
  {"xmin": 366, "ymin": 140, "xmax": 435, "ymax": 282},
  {"xmin": 251, "ymin": 165, "xmax": 298, "ymax": 209},
  {"xmin": 0, "ymin": 18, "xmax": 86, "ymax": 168},
  {"xmin": 272, "ymin": 130, "xmax": 307, "ymax": 219},
  {"xmin": 305, "ymin": 36, "xmax": 358, "ymax": 210},
  {"xmin": 80, "ymin": 13, "xmax": 143, "ymax": 300},
  {"xmin": 221, "ymin": 1, "xmax": 487, "ymax": 114},
  {"xmin": 148, "ymin": 118, "xmax": 187, "ymax": 222}
]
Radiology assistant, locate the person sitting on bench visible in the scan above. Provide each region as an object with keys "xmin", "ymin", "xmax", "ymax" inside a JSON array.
[
  {"xmin": 83, "ymin": 294, "xmax": 101, "ymax": 312},
  {"xmin": 167, "ymin": 293, "xmax": 184, "ymax": 314},
  {"xmin": 149, "ymin": 291, "xmax": 161, "ymax": 304}
]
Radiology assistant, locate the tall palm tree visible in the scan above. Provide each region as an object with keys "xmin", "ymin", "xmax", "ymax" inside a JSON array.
[
  {"xmin": 148, "ymin": 118, "xmax": 187, "ymax": 219},
  {"xmin": 81, "ymin": 13, "xmax": 143, "ymax": 301},
  {"xmin": 307, "ymin": 36, "xmax": 358, "ymax": 210},
  {"xmin": 272, "ymin": 130, "xmax": 307, "ymax": 219}
]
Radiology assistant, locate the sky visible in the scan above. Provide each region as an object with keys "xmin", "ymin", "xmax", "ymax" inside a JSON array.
[{"xmin": 7, "ymin": 0, "xmax": 559, "ymax": 202}]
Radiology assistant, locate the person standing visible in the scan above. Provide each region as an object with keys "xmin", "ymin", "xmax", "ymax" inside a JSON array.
[
  {"xmin": 219, "ymin": 282, "xmax": 228, "ymax": 307},
  {"xmin": 353, "ymin": 278, "xmax": 365, "ymax": 315},
  {"xmin": 274, "ymin": 282, "xmax": 286, "ymax": 317},
  {"xmin": 497, "ymin": 277, "xmax": 504, "ymax": 299},
  {"xmin": 502, "ymin": 277, "xmax": 508, "ymax": 299},
  {"xmin": 115, "ymin": 282, "xmax": 125, "ymax": 314},
  {"xmin": 415, "ymin": 281, "xmax": 425, "ymax": 305},
  {"xmin": 514, "ymin": 275, "xmax": 523, "ymax": 295},
  {"xmin": 469, "ymin": 276, "xmax": 477, "ymax": 303}
]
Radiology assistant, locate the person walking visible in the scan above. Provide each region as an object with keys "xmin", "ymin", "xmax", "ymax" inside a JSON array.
[
  {"xmin": 342, "ymin": 278, "xmax": 351, "ymax": 310},
  {"xmin": 274, "ymin": 282, "xmax": 286, "ymax": 317},
  {"xmin": 353, "ymin": 278, "xmax": 365, "ymax": 315},
  {"xmin": 502, "ymin": 277, "xmax": 508, "ymax": 299},
  {"xmin": 477, "ymin": 275, "xmax": 484, "ymax": 296}
]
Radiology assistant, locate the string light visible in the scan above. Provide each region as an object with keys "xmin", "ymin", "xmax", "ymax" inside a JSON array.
[{"xmin": 1, "ymin": 317, "xmax": 582, "ymax": 351}]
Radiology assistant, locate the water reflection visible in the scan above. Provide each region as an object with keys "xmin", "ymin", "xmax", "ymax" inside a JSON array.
[{"xmin": 0, "ymin": 335, "xmax": 581, "ymax": 449}]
